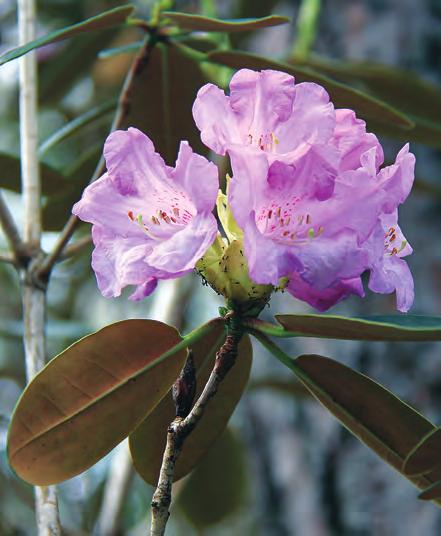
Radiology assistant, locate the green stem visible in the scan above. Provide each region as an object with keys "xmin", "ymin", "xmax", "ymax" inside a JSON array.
[
  {"xmin": 249, "ymin": 329, "xmax": 311, "ymax": 386},
  {"xmin": 292, "ymin": 0, "xmax": 321, "ymax": 60},
  {"xmin": 243, "ymin": 318, "xmax": 294, "ymax": 338}
]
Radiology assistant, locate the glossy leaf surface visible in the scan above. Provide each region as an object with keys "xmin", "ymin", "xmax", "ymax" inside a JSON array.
[
  {"xmin": 177, "ymin": 427, "xmax": 247, "ymax": 528},
  {"xmin": 419, "ymin": 480, "xmax": 441, "ymax": 501},
  {"xmin": 0, "ymin": 5, "xmax": 134, "ymax": 66},
  {"xmin": 161, "ymin": 12, "xmax": 289, "ymax": 32},
  {"xmin": 286, "ymin": 354, "xmax": 441, "ymax": 504},
  {"xmin": 129, "ymin": 320, "xmax": 252, "ymax": 485},
  {"xmin": 120, "ymin": 41, "xmax": 209, "ymax": 163},
  {"xmin": 7, "ymin": 319, "xmax": 193, "ymax": 485},
  {"xmin": 404, "ymin": 428, "xmax": 441, "ymax": 476},
  {"xmin": 206, "ymin": 50, "xmax": 413, "ymax": 129},
  {"xmin": 249, "ymin": 314, "xmax": 441, "ymax": 341}
]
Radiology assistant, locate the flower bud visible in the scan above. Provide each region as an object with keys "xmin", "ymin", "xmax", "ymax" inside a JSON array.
[{"xmin": 197, "ymin": 237, "xmax": 273, "ymax": 314}]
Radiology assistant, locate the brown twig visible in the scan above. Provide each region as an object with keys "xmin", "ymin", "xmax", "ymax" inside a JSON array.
[
  {"xmin": 59, "ymin": 234, "xmax": 92, "ymax": 260},
  {"xmin": 150, "ymin": 312, "xmax": 243, "ymax": 535},
  {"xmin": 0, "ymin": 191, "xmax": 27, "ymax": 262}
]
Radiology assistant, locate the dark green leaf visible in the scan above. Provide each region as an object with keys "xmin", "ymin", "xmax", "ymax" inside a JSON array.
[
  {"xmin": 368, "ymin": 115, "xmax": 441, "ymax": 149},
  {"xmin": 98, "ymin": 41, "xmax": 144, "ymax": 59},
  {"xmin": 177, "ymin": 427, "xmax": 247, "ymax": 528},
  {"xmin": 290, "ymin": 355, "xmax": 441, "ymax": 502},
  {"xmin": 419, "ymin": 480, "xmax": 441, "ymax": 501},
  {"xmin": 7, "ymin": 319, "xmax": 212, "ymax": 485},
  {"xmin": 39, "ymin": 29, "xmax": 117, "ymax": 104},
  {"xmin": 253, "ymin": 341, "xmax": 441, "ymax": 505},
  {"xmin": 161, "ymin": 12, "xmax": 289, "ymax": 32},
  {"xmin": 0, "ymin": 152, "xmax": 65, "ymax": 196},
  {"xmin": 292, "ymin": 56, "xmax": 441, "ymax": 124},
  {"xmin": 247, "ymin": 314, "xmax": 441, "ymax": 341},
  {"xmin": 249, "ymin": 378, "xmax": 311, "ymax": 398},
  {"xmin": 129, "ymin": 320, "xmax": 252, "ymax": 485},
  {"xmin": 0, "ymin": 5, "xmax": 135, "ymax": 66},
  {"xmin": 403, "ymin": 428, "xmax": 441, "ymax": 476},
  {"xmin": 206, "ymin": 50, "xmax": 413, "ymax": 129},
  {"xmin": 42, "ymin": 144, "xmax": 102, "ymax": 231},
  {"xmin": 39, "ymin": 100, "xmax": 115, "ymax": 155},
  {"xmin": 120, "ymin": 41, "xmax": 209, "ymax": 163},
  {"xmin": 288, "ymin": 56, "xmax": 441, "ymax": 148}
]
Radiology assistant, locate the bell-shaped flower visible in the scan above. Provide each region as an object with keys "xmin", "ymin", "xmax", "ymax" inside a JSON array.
[
  {"xmin": 227, "ymin": 140, "xmax": 415, "ymax": 312},
  {"xmin": 72, "ymin": 128, "xmax": 219, "ymax": 300},
  {"xmin": 193, "ymin": 69, "xmax": 384, "ymax": 199},
  {"xmin": 194, "ymin": 68, "xmax": 414, "ymax": 312}
]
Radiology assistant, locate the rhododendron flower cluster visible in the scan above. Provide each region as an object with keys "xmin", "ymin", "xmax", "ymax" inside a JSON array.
[
  {"xmin": 73, "ymin": 128, "xmax": 218, "ymax": 300},
  {"xmin": 73, "ymin": 68, "xmax": 415, "ymax": 312}
]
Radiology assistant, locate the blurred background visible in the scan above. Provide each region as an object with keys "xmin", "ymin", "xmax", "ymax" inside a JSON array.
[{"xmin": 1, "ymin": 0, "xmax": 441, "ymax": 534}]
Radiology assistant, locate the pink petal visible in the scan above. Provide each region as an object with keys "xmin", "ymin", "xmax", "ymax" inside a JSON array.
[
  {"xmin": 332, "ymin": 109, "xmax": 384, "ymax": 172},
  {"xmin": 229, "ymin": 69, "xmax": 295, "ymax": 143},
  {"xmin": 172, "ymin": 141, "xmax": 219, "ymax": 213},
  {"xmin": 146, "ymin": 213, "xmax": 218, "ymax": 274},
  {"xmin": 91, "ymin": 226, "xmax": 154, "ymax": 298},
  {"xmin": 192, "ymin": 83, "xmax": 242, "ymax": 155},
  {"xmin": 276, "ymin": 82, "xmax": 335, "ymax": 152},
  {"xmin": 103, "ymin": 128, "xmax": 169, "ymax": 196},
  {"xmin": 369, "ymin": 255, "xmax": 414, "ymax": 312},
  {"xmin": 288, "ymin": 272, "xmax": 365, "ymax": 311}
]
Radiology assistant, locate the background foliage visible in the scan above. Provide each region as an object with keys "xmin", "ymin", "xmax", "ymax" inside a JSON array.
[{"xmin": 1, "ymin": 0, "xmax": 441, "ymax": 534}]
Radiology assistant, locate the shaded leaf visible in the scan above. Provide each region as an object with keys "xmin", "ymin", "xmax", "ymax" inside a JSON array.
[
  {"xmin": 7, "ymin": 319, "xmax": 209, "ymax": 485},
  {"xmin": 39, "ymin": 29, "xmax": 118, "ymax": 103},
  {"xmin": 119, "ymin": 41, "xmax": 209, "ymax": 163},
  {"xmin": 288, "ymin": 56, "xmax": 441, "ymax": 148},
  {"xmin": 0, "ymin": 152, "xmax": 65, "ymax": 195},
  {"xmin": 39, "ymin": 102, "xmax": 115, "ymax": 155},
  {"xmin": 129, "ymin": 320, "xmax": 252, "ymax": 484},
  {"xmin": 42, "ymin": 144, "xmax": 102, "ymax": 231},
  {"xmin": 161, "ymin": 12, "xmax": 289, "ymax": 32},
  {"xmin": 293, "ymin": 354, "xmax": 434, "ymax": 469},
  {"xmin": 0, "ymin": 5, "xmax": 135, "ymax": 66},
  {"xmin": 293, "ymin": 56, "xmax": 441, "ymax": 124},
  {"xmin": 247, "ymin": 314, "xmax": 441, "ymax": 341},
  {"xmin": 206, "ymin": 50, "xmax": 413, "ymax": 129},
  {"xmin": 419, "ymin": 480, "xmax": 441, "ymax": 501},
  {"xmin": 368, "ymin": 115, "xmax": 441, "ymax": 149},
  {"xmin": 234, "ymin": 0, "xmax": 281, "ymax": 20},
  {"xmin": 249, "ymin": 377, "xmax": 311, "ymax": 399},
  {"xmin": 98, "ymin": 41, "xmax": 144, "ymax": 59},
  {"xmin": 177, "ymin": 427, "xmax": 247, "ymax": 528},
  {"xmin": 265, "ymin": 350, "xmax": 441, "ymax": 504},
  {"xmin": 404, "ymin": 428, "xmax": 441, "ymax": 476}
]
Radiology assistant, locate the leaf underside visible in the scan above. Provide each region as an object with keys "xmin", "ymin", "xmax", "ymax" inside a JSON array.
[
  {"xmin": 8, "ymin": 319, "xmax": 189, "ymax": 485},
  {"xmin": 292, "ymin": 354, "xmax": 441, "ymax": 505},
  {"xmin": 274, "ymin": 314, "xmax": 441, "ymax": 341}
]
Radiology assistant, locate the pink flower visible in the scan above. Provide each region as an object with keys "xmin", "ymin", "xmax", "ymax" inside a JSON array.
[
  {"xmin": 72, "ymin": 128, "xmax": 218, "ymax": 300},
  {"xmin": 194, "ymin": 69, "xmax": 415, "ymax": 312}
]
